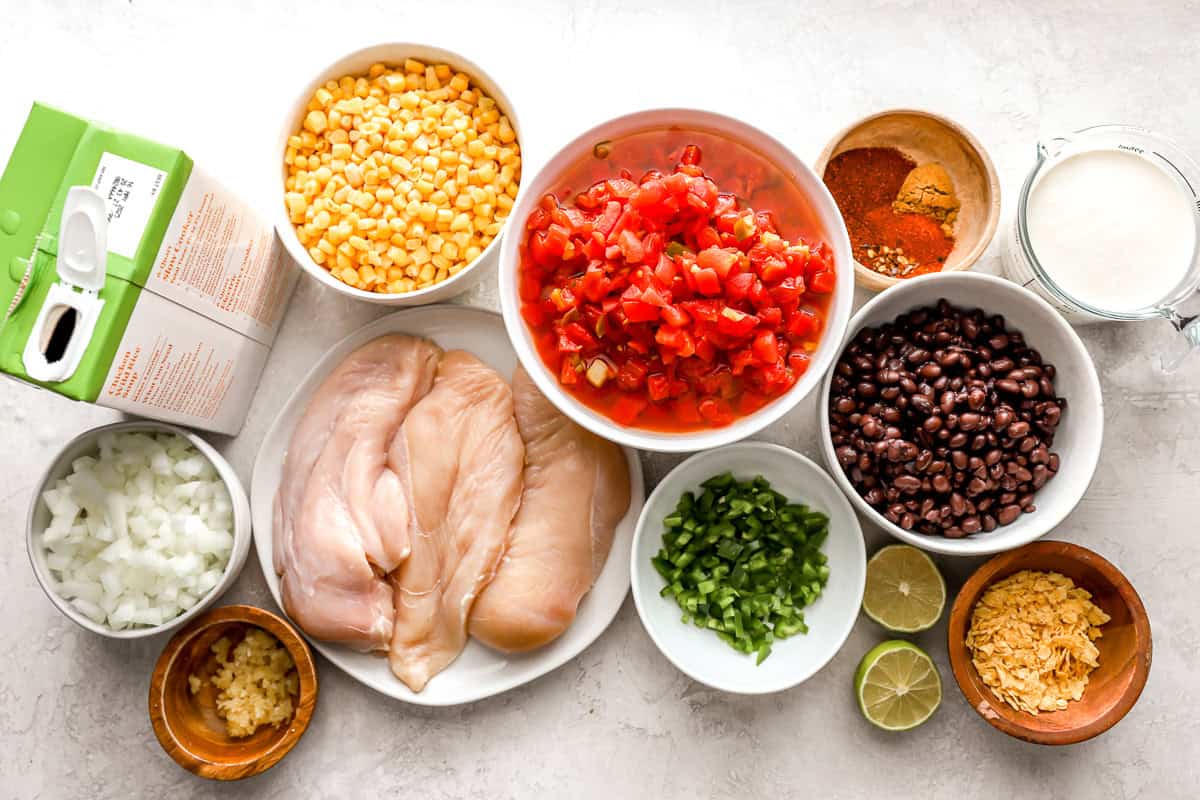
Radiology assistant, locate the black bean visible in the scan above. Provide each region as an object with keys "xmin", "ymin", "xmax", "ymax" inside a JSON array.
[{"xmin": 997, "ymin": 504, "xmax": 1022, "ymax": 525}]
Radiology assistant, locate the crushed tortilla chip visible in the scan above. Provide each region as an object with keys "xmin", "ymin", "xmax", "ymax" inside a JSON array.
[{"xmin": 965, "ymin": 569, "xmax": 1110, "ymax": 715}]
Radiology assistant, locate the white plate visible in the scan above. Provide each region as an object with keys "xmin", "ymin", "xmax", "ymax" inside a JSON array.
[
  {"xmin": 631, "ymin": 442, "xmax": 865, "ymax": 694},
  {"xmin": 251, "ymin": 305, "xmax": 644, "ymax": 705}
]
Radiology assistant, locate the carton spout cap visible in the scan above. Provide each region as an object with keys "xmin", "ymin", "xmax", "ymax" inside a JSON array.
[{"xmin": 56, "ymin": 185, "xmax": 107, "ymax": 292}]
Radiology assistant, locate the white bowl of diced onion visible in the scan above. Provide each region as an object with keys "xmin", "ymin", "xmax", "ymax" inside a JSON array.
[
  {"xmin": 26, "ymin": 421, "xmax": 252, "ymax": 639},
  {"xmin": 275, "ymin": 41, "xmax": 523, "ymax": 306}
]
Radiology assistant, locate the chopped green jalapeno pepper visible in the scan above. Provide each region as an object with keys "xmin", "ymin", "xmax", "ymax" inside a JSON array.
[{"xmin": 651, "ymin": 472, "xmax": 831, "ymax": 664}]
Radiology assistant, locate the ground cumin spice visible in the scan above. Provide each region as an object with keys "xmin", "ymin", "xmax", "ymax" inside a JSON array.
[{"xmin": 823, "ymin": 147, "xmax": 956, "ymax": 278}]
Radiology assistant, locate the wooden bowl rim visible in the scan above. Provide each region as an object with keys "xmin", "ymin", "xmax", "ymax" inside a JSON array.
[
  {"xmin": 148, "ymin": 604, "xmax": 319, "ymax": 780},
  {"xmin": 813, "ymin": 107, "xmax": 1002, "ymax": 293},
  {"xmin": 946, "ymin": 540, "xmax": 1151, "ymax": 745}
]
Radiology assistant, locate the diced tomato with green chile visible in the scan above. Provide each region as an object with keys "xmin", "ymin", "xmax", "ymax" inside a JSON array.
[{"xmin": 519, "ymin": 145, "xmax": 835, "ymax": 431}]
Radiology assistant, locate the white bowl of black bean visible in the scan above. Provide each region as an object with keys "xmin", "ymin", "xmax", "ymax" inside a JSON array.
[{"xmin": 818, "ymin": 272, "xmax": 1103, "ymax": 556}]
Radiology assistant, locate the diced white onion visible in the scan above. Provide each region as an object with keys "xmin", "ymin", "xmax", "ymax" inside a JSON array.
[{"xmin": 39, "ymin": 432, "xmax": 234, "ymax": 631}]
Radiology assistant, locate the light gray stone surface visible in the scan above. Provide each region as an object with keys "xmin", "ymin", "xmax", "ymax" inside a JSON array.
[{"xmin": 1, "ymin": 1, "xmax": 1198, "ymax": 797}]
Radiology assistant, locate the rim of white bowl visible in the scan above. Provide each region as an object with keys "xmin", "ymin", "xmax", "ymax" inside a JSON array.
[
  {"xmin": 275, "ymin": 41, "xmax": 523, "ymax": 306},
  {"xmin": 630, "ymin": 441, "xmax": 866, "ymax": 694},
  {"xmin": 498, "ymin": 107, "xmax": 854, "ymax": 453},
  {"xmin": 817, "ymin": 271, "xmax": 1105, "ymax": 556},
  {"xmin": 26, "ymin": 421, "xmax": 252, "ymax": 639}
]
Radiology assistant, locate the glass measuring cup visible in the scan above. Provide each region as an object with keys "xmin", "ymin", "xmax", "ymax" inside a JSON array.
[{"xmin": 1001, "ymin": 125, "xmax": 1200, "ymax": 370}]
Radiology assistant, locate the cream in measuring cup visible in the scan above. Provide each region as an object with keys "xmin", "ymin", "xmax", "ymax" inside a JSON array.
[{"xmin": 1002, "ymin": 125, "xmax": 1200, "ymax": 367}]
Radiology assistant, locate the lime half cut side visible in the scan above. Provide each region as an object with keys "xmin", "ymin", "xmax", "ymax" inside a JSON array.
[
  {"xmin": 862, "ymin": 544, "xmax": 946, "ymax": 633},
  {"xmin": 855, "ymin": 640, "xmax": 942, "ymax": 731}
]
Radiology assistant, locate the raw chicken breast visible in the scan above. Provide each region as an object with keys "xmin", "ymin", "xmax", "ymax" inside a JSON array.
[
  {"xmin": 469, "ymin": 367, "xmax": 631, "ymax": 653},
  {"xmin": 274, "ymin": 334, "xmax": 441, "ymax": 652},
  {"xmin": 387, "ymin": 351, "xmax": 525, "ymax": 692}
]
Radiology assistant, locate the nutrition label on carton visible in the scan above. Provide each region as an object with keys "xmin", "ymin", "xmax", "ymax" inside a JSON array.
[
  {"xmin": 148, "ymin": 166, "xmax": 292, "ymax": 345},
  {"xmin": 97, "ymin": 290, "xmax": 270, "ymax": 433},
  {"xmin": 91, "ymin": 152, "xmax": 167, "ymax": 260}
]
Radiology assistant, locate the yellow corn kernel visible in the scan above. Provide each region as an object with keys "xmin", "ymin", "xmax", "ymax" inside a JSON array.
[
  {"xmin": 285, "ymin": 192, "xmax": 307, "ymax": 216},
  {"xmin": 303, "ymin": 110, "xmax": 328, "ymax": 134},
  {"xmin": 498, "ymin": 118, "xmax": 516, "ymax": 144}
]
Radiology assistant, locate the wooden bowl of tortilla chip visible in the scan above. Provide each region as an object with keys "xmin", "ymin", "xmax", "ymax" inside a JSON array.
[{"xmin": 947, "ymin": 540, "xmax": 1150, "ymax": 745}]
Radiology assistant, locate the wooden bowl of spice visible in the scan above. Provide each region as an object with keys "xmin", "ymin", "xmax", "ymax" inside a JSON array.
[
  {"xmin": 947, "ymin": 541, "xmax": 1151, "ymax": 745},
  {"xmin": 815, "ymin": 109, "xmax": 1001, "ymax": 292},
  {"xmin": 149, "ymin": 604, "xmax": 318, "ymax": 780}
]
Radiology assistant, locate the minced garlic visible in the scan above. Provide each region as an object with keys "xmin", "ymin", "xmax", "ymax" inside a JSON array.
[
  {"xmin": 190, "ymin": 628, "xmax": 299, "ymax": 737},
  {"xmin": 965, "ymin": 569, "xmax": 1110, "ymax": 715}
]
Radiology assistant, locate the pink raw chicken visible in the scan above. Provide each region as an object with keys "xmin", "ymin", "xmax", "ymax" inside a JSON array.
[
  {"xmin": 387, "ymin": 350, "xmax": 525, "ymax": 691},
  {"xmin": 274, "ymin": 334, "xmax": 441, "ymax": 652},
  {"xmin": 469, "ymin": 367, "xmax": 631, "ymax": 653}
]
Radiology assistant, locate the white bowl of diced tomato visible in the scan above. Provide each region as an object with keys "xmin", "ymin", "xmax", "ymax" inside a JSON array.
[{"xmin": 498, "ymin": 109, "xmax": 854, "ymax": 453}]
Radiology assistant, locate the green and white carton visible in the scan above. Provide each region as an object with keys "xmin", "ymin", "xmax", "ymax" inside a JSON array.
[{"xmin": 0, "ymin": 103, "xmax": 296, "ymax": 434}]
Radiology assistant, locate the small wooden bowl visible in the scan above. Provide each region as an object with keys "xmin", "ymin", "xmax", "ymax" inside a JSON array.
[
  {"xmin": 814, "ymin": 109, "xmax": 1001, "ymax": 293},
  {"xmin": 947, "ymin": 541, "xmax": 1151, "ymax": 745},
  {"xmin": 148, "ymin": 605, "xmax": 318, "ymax": 780}
]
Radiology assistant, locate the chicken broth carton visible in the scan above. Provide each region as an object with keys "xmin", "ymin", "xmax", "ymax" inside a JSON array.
[{"xmin": 0, "ymin": 103, "xmax": 296, "ymax": 434}]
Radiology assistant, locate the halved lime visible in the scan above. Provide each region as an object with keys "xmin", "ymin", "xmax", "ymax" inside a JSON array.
[
  {"xmin": 855, "ymin": 640, "xmax": 942, "ymax": 731},
  {"xmin": 862, "ymin": 544, "xmax": 946, "ymax": 633}
]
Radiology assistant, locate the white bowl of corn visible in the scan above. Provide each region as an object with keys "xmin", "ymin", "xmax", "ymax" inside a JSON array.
[{"xmin": 278, "ymin": 43, "xmax": 522, "ymax": 305}]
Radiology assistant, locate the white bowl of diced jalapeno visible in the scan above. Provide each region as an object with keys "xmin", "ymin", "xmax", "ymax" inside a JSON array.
[{"xmin": 630, "ymin": 442, "xmax": 866, "ymax": 694}]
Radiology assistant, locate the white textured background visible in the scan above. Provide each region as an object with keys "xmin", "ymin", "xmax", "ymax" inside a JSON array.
[{"xmin": 1, "ymin": 1, "xmax": 1198, "ymax": 797}]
